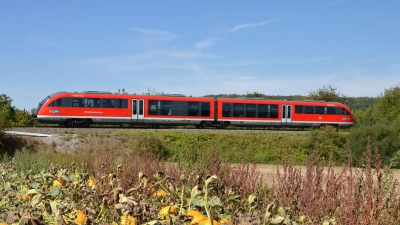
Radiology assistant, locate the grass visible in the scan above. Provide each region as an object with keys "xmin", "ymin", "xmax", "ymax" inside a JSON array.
[{"xmin": 1, "ymin": 128, "xmax": 400, "ymax": 224}]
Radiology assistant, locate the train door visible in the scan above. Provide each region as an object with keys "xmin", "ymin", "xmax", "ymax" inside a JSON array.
[
  {"xmin": 132, "ymin": 99, "xmax": 145, "ymax": 123},
  {"xmin": 281, "ymin": 104, "xmax": 292, "ymax": 125}
]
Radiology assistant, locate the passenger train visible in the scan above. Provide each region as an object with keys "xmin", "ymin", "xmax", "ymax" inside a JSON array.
[{"xmin": 32, "ymin": 91, "xmax": 355, "ymax": 129}]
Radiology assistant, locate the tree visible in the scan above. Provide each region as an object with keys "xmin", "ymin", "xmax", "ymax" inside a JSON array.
[
  {"xmin": 373, "ymin": 84, "xmax": 400, "ymax": 122},
  {"xmin": 349, "ymin": 122, "xmax": 400, "ymax": 167},
  {"xmin": 0, "ymin": 94, "xmax": 15, "ymax": 126},
  {"xmin": 0, "ymin": 94, "xmax": 33, "ymax": 126},
  {"xmin": 0, "ymin": 94, "xmax": 14, "ymax": 152},
  {"xmin": 245, "ymin": 91, "xmax": 266, "ymax": 98},
  {"xmin": 13, "ymin": 109, "xmax": 33, "ymax": 126},
  {"xmin": 349, "ymin": 84, "xmax": 400, "ymax": 167},
  {"xmin": 308, "ymin": 85, "xmax": 346, "ymax": 103}
]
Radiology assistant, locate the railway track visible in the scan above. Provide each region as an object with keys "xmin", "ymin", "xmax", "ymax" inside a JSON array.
[{"xmin": 6, "ymin": 125, "xmax": 309, "ymax": 136}]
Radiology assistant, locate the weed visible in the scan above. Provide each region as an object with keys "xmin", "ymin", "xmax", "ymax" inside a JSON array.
[{"xmin": 273, "ymin": 137, "xmax": 400, "ymax": 224}]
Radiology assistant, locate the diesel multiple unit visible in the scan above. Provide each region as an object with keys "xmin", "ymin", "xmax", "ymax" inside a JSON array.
[{"xmin": 32, "ymin": 91, "xmax": 355, "ymax": 128}]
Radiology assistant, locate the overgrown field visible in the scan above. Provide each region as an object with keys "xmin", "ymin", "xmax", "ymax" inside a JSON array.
[
  {"xmin": 1, "ymin": 128, "xmax": 400, "ymax": 224},
  {"xmin": 5, "ymin": 127, "xmax": 350, "ymax": 166}
]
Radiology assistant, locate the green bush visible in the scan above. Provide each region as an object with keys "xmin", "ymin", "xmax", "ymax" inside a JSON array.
[
  {"xmin": 13, "ymin": 148, "xmax": 52, "ymax": 173},
  {"xmin": 132, "ymin": 131, "xmax": 168, "ymax": 158},
  {"xmin": 0, "ymin": 109, "xmax": 10, "ymax": 155},
  {"xmin": 304, "ymin": 126, "xmax": 348, "ymax": 164},
  {"xmin": 12, "ymin": 108, "xmax": 33, "ymax": 126},
  {"xmin": 349, "ymin": 122, "xmax": 400, "ymax": 167}
]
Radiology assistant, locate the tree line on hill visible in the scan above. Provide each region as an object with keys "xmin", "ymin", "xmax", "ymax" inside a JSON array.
[{"xmin": 205, "ymin": 85, "xmax": 377, "ymax": 112}]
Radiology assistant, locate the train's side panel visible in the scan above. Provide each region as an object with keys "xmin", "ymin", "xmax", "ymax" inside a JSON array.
[
  {"xmin": 291, "ymin": 102, "xmax": 334, "ymax": 127},
  {"xmin": 217, "ymin": 98, "xmax": 282, "ymax": 127},
  {"xmin": 35, "ymin": 91, "xmax": 354, "ymax": 128},
  {"xmin": 36, "ymin": 92, "xmax": 216, "ymax": 126},
  {"xmin": 66, "ymin": 93, "xmax": 131, "ymax": 124},
  {"xmin": 216, "ymin": 98, "xmax": 355, "ymax": 128},
  {"xmin": 141, "ymin": 96, "xmax": 215, "ymax": 126}
]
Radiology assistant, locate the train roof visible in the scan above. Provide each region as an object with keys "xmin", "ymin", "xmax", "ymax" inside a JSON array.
[
  {"xmin": 48, "ymin": 91, "xmax": 345, "ymax": 104},
  {"xmin": 52, "ymin": 91, "xmax": 197, "ymax": 98},
  {"xmin": 218, "ymin": 97, "xmax": 344, "ymax": 104}
]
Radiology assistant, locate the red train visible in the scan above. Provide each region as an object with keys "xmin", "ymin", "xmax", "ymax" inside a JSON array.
[{"xmin": 32, "ymin": 91, "xmax": 355, "ymax": 128}]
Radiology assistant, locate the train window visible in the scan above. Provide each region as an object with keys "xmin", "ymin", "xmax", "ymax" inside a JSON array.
[
  {"xmin": 316, "ymin": 106, "xmax": 325, "ymax": 114},
  {"xmin": 139, "ymin": 100, "xmax": 143, "ymax": 115},
  {"xmin": 200, "ymin": 102, "xmax": 210, "ymax": 116},
  {"xmin": 48, "ymin": 98, "xmax": 68, "ymax": 107},
  {"xmin": 222, "ymin": 103, "xmax": 232, "ymax": 117},
  {"xmin": 233, "ymin": 103, "xmax": 244, "ymax": 117},
  {"xmin": 101, "ymin": 99, "xmax": 115, "ymax": 108},
  {"xmin": 94, "ymin": 99, "xmax": 101, "ymax": 107},
  {"xmin": 305, "ymin": 106, "xmax": 314, "ymax": 114},
  {"xmin": 270, "ymin": 104, "xmax": 278, "ymax": 118},
  {"xmin": 160, "ymin": 101, "xmax": 172, "ymax": 115},
  {"xmin": 132, "ymin": 101, "xmax": 137, "ymax": 114},
  {"xmin": 72, "ymin": 98, "xmax": 83, "ymax": 107},
  {"xmin": 100, "ymin": 99, "xmax": 107, "ymax": 108},
  {"xmin": 341, "ymin": 108, "xmax": 350, "ymax": 115},
  {"xmin": 148, "ymin": 100, "xmax": 158, "ymax": 115},
  {"xmin": 295, "ymin": 105, "xmax": 303, "ymax": 114},
  {"xmin": 84, "ymin": 99, "xmax": 94, "ymax": 107},
  {"xmin": 188, "ymin": 102, "xmax": 199, "ymax": 116},
  {"xmin": 327, "ymin": 107, "xmax": 336, "ymax": 115},
  {"xmin": 117, "ymin": 99, "xmax": 128, "ymax": 108},
  {"xmin": 246, "ymin": 104, "xmax": 256, "ymax": 117},
  {"xmin": 258, "ymin": 104, "xmax": 268, "ymax": 117}
]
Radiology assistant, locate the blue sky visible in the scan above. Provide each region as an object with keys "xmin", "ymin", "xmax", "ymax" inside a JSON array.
[{"xmin": 1, "ymin": 0, "xmax": 400, "ymax": 110}]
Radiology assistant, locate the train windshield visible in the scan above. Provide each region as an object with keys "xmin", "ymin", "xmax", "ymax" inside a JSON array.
[
  {"xmin": 35, "ymin": 91, "xmax": 66, "ymax": 114},
  {"xmin": 36, "ymin": 96, "xmax": 51, "ymax": 113}
]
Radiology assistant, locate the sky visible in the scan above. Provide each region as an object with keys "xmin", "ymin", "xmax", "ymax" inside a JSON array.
[{"xmin": 1, "ymin": 1, "xmax": 400, "ymax": 110}]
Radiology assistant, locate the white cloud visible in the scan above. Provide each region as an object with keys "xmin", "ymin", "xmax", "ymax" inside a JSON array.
[
  {"xmin": 237, "ymin": 76, "xmax": 256, "ymax": 81},
  {"xmin": 229, "ymin": 18, "xmax": 281, "ymax": 32},
  {"xmin": 195, "ymin": 37, "xmax": 221, "ymax": 50},
  {"xmin": 83, "ymin": 50, "xmax": 219, "ymax": 73},
  {"xmin": 189, "ymin": 63, "xmax": 207, "ymax": 77},
  {"xmin": 390, "ymin": 63, "xmax": 400, "ymax": 69},
  {"xmin": 128, "ymin": 27, "xmax": 178, "ymax": 41},
  {"xmin": 167, "ymin": 51, "xmax": 218, "ymax": 59}
]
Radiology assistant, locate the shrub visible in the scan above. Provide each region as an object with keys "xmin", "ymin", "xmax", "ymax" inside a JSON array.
[
  {"xmin": 0, "ymin": 111, "xmax": 10, "ymax": 156},
  {"xmin": 12, "ymin": 109, "xmax": 33, "ymax": 126},
  {"xmin": 349, "ymin": 122, "xmax": 400, "ymax": 167},
  {"xmin": 274, "ymin": 140, "xmax": 400, "ymax": 224},
  {"xmin": 304, "ymin": 126, "xmax": 348, "ymax": 164},
  {"xmin": 133, "ymin": 131, "xmax": 168, "ymax": 158}
]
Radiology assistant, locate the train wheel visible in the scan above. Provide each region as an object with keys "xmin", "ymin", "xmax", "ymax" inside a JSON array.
[
  {"xmin": 83, "ymin": 119, "xmax": 91, "ymax": 127},
  {"xmin": 220, "ymin": 122, "xmax": 228, "ymax": 129},
  {"xmin": 200, "ymin": 121, "xmax": 207, "ymax": 129},
  {"xmin": 64, "ymin": 119, "xmax": 73, "ymax": 127}
]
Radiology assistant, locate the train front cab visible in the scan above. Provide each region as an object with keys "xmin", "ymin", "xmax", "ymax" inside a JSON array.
[
  {"xmin": 216, "ymin": 98, "xmax": 355, "ymax": 129},
  {"xmin": 290, "ymin": 102, "xmax": 355, "ymax": 128},
  {"xmin": 35, "ymin": 91, "xmax": 132, "ymax": 127},
  {"xmin": 34, "ymin": 92, "xmax": 70, "ymax": 125}
]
